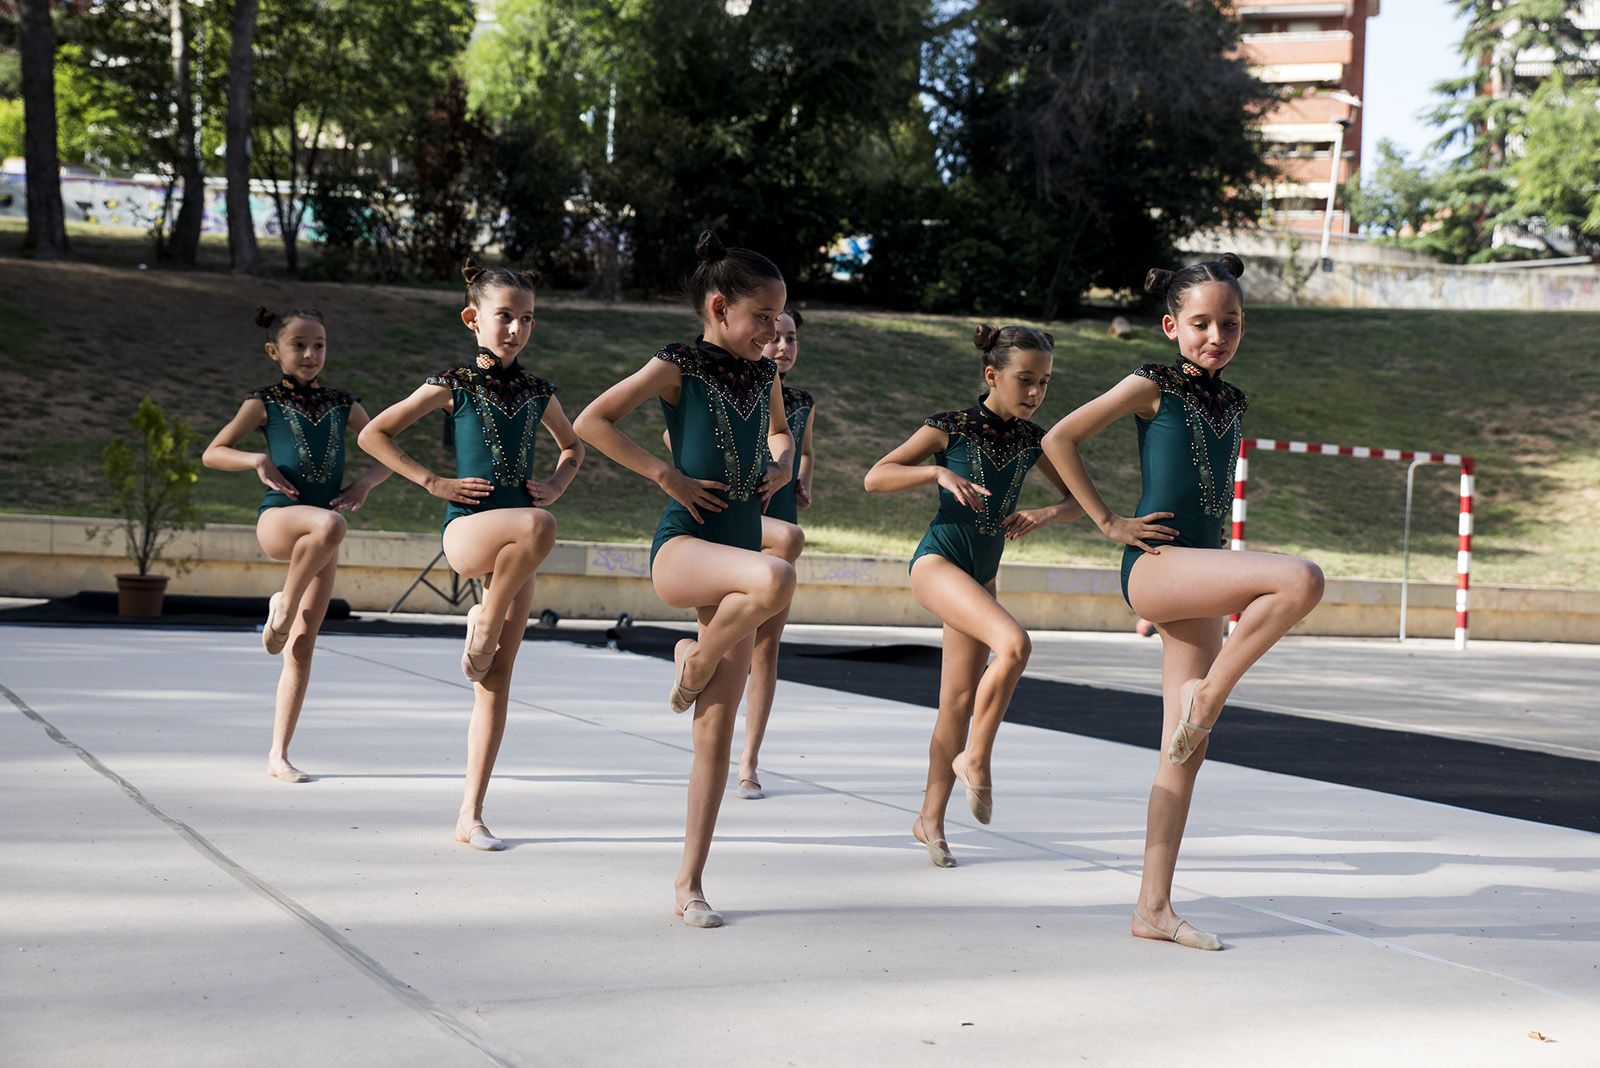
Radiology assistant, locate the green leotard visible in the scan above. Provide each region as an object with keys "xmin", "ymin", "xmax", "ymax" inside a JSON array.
[
  {"xmin": 764, "ymin": 381, "xmax": 813, "ymax": 525},
  {"xmin": 650, "ymin": 339, "xmax": 779, "ymax": 567},
  {"xmin": 909, "ymin": 401, "xmax": 1046, "ymax": 586},
  {"xmin": 1119, "ymin": 358, "xmax": 1248, "ymax": 606},
  {"xmin": 425, "ymin": 350, "xmax": 557, "ymax": 534},
  {"xmin": 249, "ymin": 377, "xmax": 358, "ymax": 514}
]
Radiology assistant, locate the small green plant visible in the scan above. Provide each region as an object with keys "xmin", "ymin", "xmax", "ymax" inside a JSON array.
[
  {"xmin": 1281, "ymin": 230, "xmax": 1315, "ymax": 306},
  {"xmin": 98, "ymin": 397, "xmax": 204, "ymax": 576}
]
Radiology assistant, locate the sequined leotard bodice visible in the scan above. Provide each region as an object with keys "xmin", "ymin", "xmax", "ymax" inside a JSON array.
[
  {"xmin": 425, "ymin": 351, "xmax": 557, "ymax": 532},
  {"xmin": 248, "ymin": 377, "xmax": 358, "ymax": 513},
  {"xmin": 650, "ymin": 338, "xmax": 779, "ymax": 566},
  {"xmin": 1120, "ymin": 358, "xmax": 1248, "ymax": 604},
  {"xmin": 764, "ymin": 381, "xmax": 812, "ymax": 525},
  {"xmin": 909, "ymin": 400, "xmax": 1046, "ymax": 585}
]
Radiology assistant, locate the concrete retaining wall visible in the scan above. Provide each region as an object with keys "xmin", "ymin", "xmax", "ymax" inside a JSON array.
[
  {"xmin": 3, "ymin": 513, "xmax": 1596, "ymax": 643},
  {"xmin": 1179, "ymin": 230, "xmax": 1600, "ymax": 311}
]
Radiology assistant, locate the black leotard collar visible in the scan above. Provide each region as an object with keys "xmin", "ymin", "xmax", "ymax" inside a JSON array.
[
  {"xmin": 474, "ymin": 347, "xmax": 523, "ymax": 379},
  {"xmin": 278, "ymin": 374, "xmax": 324, "ymax": 394},
  {"xmin": 1173, "ymin": 354, "xmax": 1239, "ymax": 424},
  {"xmin": 976, "ymin": 396, "xmax": 1018, "ymax": 425},
  {"xmin": 694, "ymin": 335, "xmax": 742, "ymax": 361}
]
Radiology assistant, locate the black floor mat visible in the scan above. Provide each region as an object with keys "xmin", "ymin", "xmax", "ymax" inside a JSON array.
[{"xmin": 610, "ymin": 625, "xmax": 1600, "ymax": 835}]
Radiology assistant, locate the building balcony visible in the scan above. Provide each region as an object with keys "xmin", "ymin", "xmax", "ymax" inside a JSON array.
[
  {"xmin": 1265, "ymin": 155, "xmax": 1354, "ymax": 184},
  {"xmin": 1234, "ymin": 2, "xmax": 1355, "ymax": 14},
  {"xmin": 1239, "ymin": 30, "xmax": 1354, "ymax": 66}
]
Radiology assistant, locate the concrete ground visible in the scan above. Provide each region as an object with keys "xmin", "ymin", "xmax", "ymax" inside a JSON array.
[
  {"xmin": 2, "ymin": 622, "xmax": 1597, "ymax": 1066},
  {"xmin": 783, "ymin": 623, "xmax": 1600, "ymax": 761}
]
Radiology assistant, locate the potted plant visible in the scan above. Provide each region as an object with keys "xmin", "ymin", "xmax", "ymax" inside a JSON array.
[{"xmin": 99, "ymin": 396, "xmax": 203, "ymax": 618}]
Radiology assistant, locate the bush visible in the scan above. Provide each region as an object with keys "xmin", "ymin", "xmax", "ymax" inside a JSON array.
[{"xmin": 100, "ymin": 397, "xmax": 203, "ymax": 576}]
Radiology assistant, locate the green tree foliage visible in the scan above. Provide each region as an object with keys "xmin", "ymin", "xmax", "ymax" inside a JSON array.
[
  {"xmin": 1430, "ymin": 0, "xmax": 1597, "ymax": 165},
  {"xmin": 1422, "ymin": 1, "xmax": 1598, "ymax": 259},
  {"xmin": 467, "ymin": 0, "xmax": 929, "ymax": 295},
  {"xmin": 1500, "ymin": 76, "xmax": 1600, "ymax": 254},
  {"xmin": 101, "ymin": 396, "xmax": 203, "ymax": 577},
  {"xmin": 881, "ymin": 0, "xmax": 1270, "ymax": 316},
  {"xmin": 1345, "ymin": 139, "xmax": 1440, "ymax": 238},
  {"xmin": 250, "ymin": 0, "xmax": 476, "ymax": 272}
]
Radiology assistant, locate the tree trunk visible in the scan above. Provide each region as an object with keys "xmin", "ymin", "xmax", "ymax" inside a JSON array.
[
  {"xmin": 168, "ymin": 0, "xmax": 204, "ymax": 265},
  {"xmin": 225, "ymin": 0, "xmax": 267, "ymax": 275},
  {"xmin": 19, "ymin": 0, "xmax": 69, "ymax": 259}
]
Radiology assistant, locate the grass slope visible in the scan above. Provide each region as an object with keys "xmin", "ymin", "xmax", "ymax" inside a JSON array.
[{"xmin": 1, "ymin": 236, "xmax": 1592, "ymax": 588}]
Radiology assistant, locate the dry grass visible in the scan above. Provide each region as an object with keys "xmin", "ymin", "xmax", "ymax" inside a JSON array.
[{"xmin": 3, "ymin": 225, "xmax": 1595, "ymax": 588}]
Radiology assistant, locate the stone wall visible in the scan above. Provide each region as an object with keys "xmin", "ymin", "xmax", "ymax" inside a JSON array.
[{"xmin": 4, "ymin": 514, "xmax": 1596, "ymax": 644}]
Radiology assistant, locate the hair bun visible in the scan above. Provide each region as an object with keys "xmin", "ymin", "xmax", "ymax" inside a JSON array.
[
  {"xmin": 1143, "ymin": 269, "xmax": 1174, "ymax": 296},
  {"xmin": 254, "ymin": 306, "xmax": 277, "ymax": 329},
  {"xmin": 1217, "ymin": 252, "xmax": 1245, "ymax": 279},
  {"xmin": 1040, "ymin": 330, "xmax": 1055, "ymax": 348},
  {"xmin": 973, "ymin": 323, "xmax": 1000, "ymax": 352},
  {"xmin": 786, "ymin": 308, "xmax": 804, "ymax": 329},
  {"xmin": 695, "ymin": 229, "xmax": 727, "ymax": 263},
  {"xmin": 461, "ymin": 258, "xmax": 484, "ymax": 285},
  {"xmin": 519, "ymin": 267, "xmax": 543, "ymax": 288}
]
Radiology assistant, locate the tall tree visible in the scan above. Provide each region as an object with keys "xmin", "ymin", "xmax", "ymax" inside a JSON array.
[
  {"xmin": 225, "ymin": 0, "xmax": 267, "ymax": 275},
  {"xmin": 466, "ymin": 0, "xmax": 928, "ymax": 294},
  {"xmin": 250, "ymin": 0, "xmax": 474, "ymax": 273},
  {"xmin": 19, "ymin": 0, "xmax": 68, "ymax": 259},
  {"xmin": 1430, "ymin": 0, "xmax": 1597, "ymax": 166},
  {"xmin": 166, "ymin": 0, "xmax": 204, "ymax": 263},
  {"xmin": 1498, "ymin": 76, "xmax": 1600, "ymax": 255},
  {"xmin": 893, "ymin": 0, "xmax": 1269, "ymax": 316}
]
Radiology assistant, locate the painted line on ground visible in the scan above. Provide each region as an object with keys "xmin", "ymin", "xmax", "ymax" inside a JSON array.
[{"xmin": 0, "ymin": 681, "xmax": 523, "ymax": 1068}]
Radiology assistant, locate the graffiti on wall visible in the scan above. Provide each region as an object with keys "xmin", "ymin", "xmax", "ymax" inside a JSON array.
[{"xmin": 0, "ymin": 171, "xmax": 316, "ymax": 240}]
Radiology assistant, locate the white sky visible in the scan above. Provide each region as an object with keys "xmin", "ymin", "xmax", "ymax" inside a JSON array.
[{"xmin": 1360, "ymin": 0, "xmax": 1472, "ymax": 162}]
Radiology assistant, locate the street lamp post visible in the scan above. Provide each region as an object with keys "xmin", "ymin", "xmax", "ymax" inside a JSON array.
[{"xmin": 1317, "ymin": 91, "xmax": 1362, "ymax": 271}]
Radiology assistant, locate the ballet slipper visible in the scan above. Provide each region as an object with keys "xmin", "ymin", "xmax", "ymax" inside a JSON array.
[
  {"xmin": 262, "ymin": 592, "xmax": 291, "ymax": 656},
  {"xmin": 461, "ymin": 604, "xmax": 495, "ymax": 683},
  {"xmin": 912, "ymin": 815, "xmax": 956, "ymax": 868},
  {"xmin": 668, "ymin": 639, "xmax": 707, "ymax": 713},
  {"xmin": 1133, "ymin": 909, "xmax": 1222, "ymax": 951},
  {"xmin": 736, "ymin": 777, "xmax": 765, "ymax": 800},
  {"xmin": 1167, "ymin": 679, "xmax": 1212, "ymax": 766},
  {"xmin": 676, "ymin": 897, "xmax": 725, "ymax": 928},
  {"xmin": 266, "ymin": 761, "xmax": 310, "ymax": 784},
  {"xmin": 454, "ymin": 816, "xmax": 505, "ymax": 851},
  {"xmin": 952, "ymin": 751, "xmax": 992, "ymax": 825}
]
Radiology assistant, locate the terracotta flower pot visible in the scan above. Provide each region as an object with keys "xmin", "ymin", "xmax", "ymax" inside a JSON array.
[{"xmin": 115, "ymin": 573, "xmax": 170, "ymax": 619}]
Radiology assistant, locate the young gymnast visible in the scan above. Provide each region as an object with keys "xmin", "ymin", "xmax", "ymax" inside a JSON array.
[
  {"xmin": 203, "ymin": 307, "xmax": 391, "ymax": 783},
  {"xmin": 734, "ymin": 308, "xmax": 811, "ymax": 800},
  {"xmin": 574, "ymin": 230, "xmax": 795, "ymax": 928},
  {"xmin": 1040, "ymin": 255, "xmax": 1324, "ymax": 950},
  {"xmin": 358, "ymin": 263, "xmax": 584, "ymax": 852},
  {"xmin": 864, "ymin": 325, "xmax": 1082, "ymax": 865}
]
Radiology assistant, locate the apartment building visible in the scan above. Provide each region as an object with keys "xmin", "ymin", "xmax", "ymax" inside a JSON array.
[{"xmin": 1235, "ymin": 1, "xmax": 1381, "ymax": 235}]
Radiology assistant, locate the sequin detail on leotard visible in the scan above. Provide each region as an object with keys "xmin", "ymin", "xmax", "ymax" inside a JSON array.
[
  {"xmin": 654, "ymin": 341, "xmax": 777, "ymax": 502},
  {"xmin": 425, "ymin": 352, "xmax": 556, "ymax": 489},
  {"xmin": 1130, "ymin": 361, "xmax": 1247, "ymax": 520},
  {"xmin": 924, "ymin": 404, "xmax": 1046, "ymax": 536}
]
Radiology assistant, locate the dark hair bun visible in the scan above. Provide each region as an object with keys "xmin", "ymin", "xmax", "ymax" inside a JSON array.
[
  {"xmin": 461, "ymin": 258, "xmax": 484, "ymax": 285},
  {"xmin": 973, "ymin": 323, "xmax": 1000, "ymax": 352},
  {"xmin": 1143, "ymin": 269, "xmax": 1174, "ymax": 296},
  {"xmin": 254, "ymin": 306, "xmax": 277, "ymax": 329},
  {"xmin": 695, "ymin": 229, "xmax": 727, "ymax": 263},
  {"xmin": 786, "ymin": 308, "xmax": 804, "ymax": 329},
  {"xmin": 1040, "ymin": 330, "xmax": 1055, "ymax": 348},
  {"xmin": 1218, "ymin": 252, "xmax": 1245, "ymax": 279},
  {"xmin": 519, "ymin": 267, "xmax": 543, "ymax": 288}
]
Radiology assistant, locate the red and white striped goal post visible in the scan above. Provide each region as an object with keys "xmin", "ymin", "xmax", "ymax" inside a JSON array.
[{"xmin": 1230, "ymin": 438, "xmax": 1476, "ymax": 649}]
